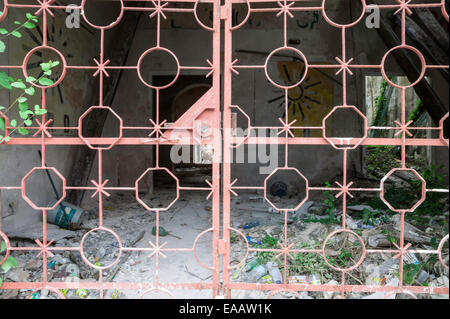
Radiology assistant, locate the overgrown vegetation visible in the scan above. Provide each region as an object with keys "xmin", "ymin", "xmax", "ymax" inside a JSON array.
[
  {"xmin": 366, "ymin": 165, "xmax": 448, "ymax": 227},
  {"xmin": 289, "ymin": 240, "xmax": 334, "ymax": 280},
  {"xmin": 303, "ymin": 181, "xmax": 340, "ymax": 225},
  {"xmin": 0, "ymin": 12, "xmax": 56, "ymax": 143},
  {"xmin": 366, "ymin": 145, "xmax": 399, "ymax": 178},
  {"xmin": 0, "ymin": 240, "xmax": 17, "ymax": 287},
  {"xmin": 370, "ymin": 79, "xmax": 394, "ymax": 138},
  {"xmin": 255, "ymin": 234, "xmax": 278, "ymax": 265}
]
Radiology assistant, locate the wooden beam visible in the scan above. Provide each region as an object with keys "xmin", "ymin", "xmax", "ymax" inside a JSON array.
[
  {"xmin": 367, "ymin": 1, "xmax": 448, "ymax": 127},
  {"xmin": 393, "ymin": 13, "xmax": 448, "ymax": 79},
  {"xmin": 67, "ymin": 3, "xmax": 146, "ymax": 206},
  {"xmin": 411, "ymin": 8, "xmax": 449, "ymax": 53}
]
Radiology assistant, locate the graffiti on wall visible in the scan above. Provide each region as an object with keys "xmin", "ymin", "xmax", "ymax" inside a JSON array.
[{"xmin": 268, "ymin": 61, "xmax": 334, "ymax": 137}]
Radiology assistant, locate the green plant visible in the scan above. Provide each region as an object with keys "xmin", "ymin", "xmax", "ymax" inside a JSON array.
[
  {"xmin": 0, "ymin": 13, "xmax": 38, "ymax": 53},
  {"xmin": 289, "ymin": 241, "xmax": 334, "ymax": 280},
  {"xmin": 0, "ymin": 12, "xmax": 55, "ymax": 142},
  {"xmin": 402, "ymin": 254, "xmax": 439, "ymax": 286},
  {"xmin": 365, "ymin": 165, "xmax": 448, "ymax": 227},
  {"xmin": 361, "ymin": 208, "xmax": 390, "ymax": 226},
  {"xmin": 381, "ymin": 229, "xmax": 397, "ymax": 244},
  {"xmin": 0, "ymin": 240, "xmax": 17, "ymax": 287},
  {"xmin": 370, "ymin": 78, "xmax": 394, "ymax": 138},
  {"xmin": 303, "ymin": 181, "xmax": 340, "ymax": 225},
  {"xmin": 230, "ymin": 231, "xmax": 237, "ymax": 244},
  {"xmin": 365, "ymin": 145, "xmax": 399, "ymax": 178},
  {"xmin": 255, "ymin": 234, "xmax": 278, "ymax": 265}
]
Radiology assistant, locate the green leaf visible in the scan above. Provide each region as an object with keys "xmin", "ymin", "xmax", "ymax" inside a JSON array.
[
  {"xmin": 51, "ymin": 61, "xmax": 60, "ymax": 68},
  {"xmin": 19, "ymin": 111, "xmax": 29, "ymax": 120},
  {"xmin": 10, "ymin": 120, "xmax": 17, "ymax": 127},
  {"xmin": 38, "ymin": 78, "xmax": 54, "ymax": 86},
  {"xmin": 0, "ymin": 118, "xmax": 3, "ymax": 131},
  {"xmin": 18, "ymin": 102, "xmax": 28, "ymax": 112},
  {"xmin": 0, "ymin": 256, "xmax": 17, "ymax": 273},
  {"xmin": 14, "ymin": 21, "xmax": 21, "ymax": 25},
  {"xmin": 3, "ymin": 136, "xmax": 10, "ymax": 142},
  {"xmin": 34, "ymin": 108, "xmax": 47, "ymax": 116},
  {"xmin": 0, "ymin": 277, "xmax": 2, "ymax": 287},
  {"xmin": 23, "ymin": 21, "xmax": 36, "ymax": 29},
  {"xmin": 24, "ymin": 119, "xmax": 33, "ymax": 126},
  {"xmin": 40, "ymin": 62, "xmax": 51, "ymax": 72},
  {"xmin": 11, "ymin": 31, "xmax": 22, "ymax": 38},
  {"xmin": 26, "ymin": 76, "xmax": 37, "ymax": 83},
  {"xmin": 0, "ymin": 40, "xmax": 5, "ymax": 53},
  {"xmin": 0, "ymin": 28, "xmax": 8, "ymax": 35},
  {"xmin": 11, "ymin": 81, "xmax": 26, "ymax": 89},
  {"xmin": 1, "ymin": 240, "xmax": 6, "ymax": 253},
  {"xmin": 43, "ymin": 70, "xmax": 52, "ymax": 76},
  {"xmin": 26, "ymin": 13, "xmax": 38, "ymax": 23},
  {"xmin": 24, "ymin": 86, "xmax": 35, "ymax": 96},
  {"xmin": 0, "ymin": 106, "xmax": 4, "ymax": 110},
  {"xmin": 18, "ymin": 127, "xmax": 29, "ymax": 135},
  {"xmin": 18, "ymin": 97, "xmax": 27, "ymax": 103},
  {"xmin": 0, "ymin": 72, "xmax": 11, "ymax": 90}
]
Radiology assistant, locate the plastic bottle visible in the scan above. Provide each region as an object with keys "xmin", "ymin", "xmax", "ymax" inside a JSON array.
[
  {"xmin": 246, "ymin": 236, "xmax": 261, "ymax": 245},
  {"xmin": 309, "ymin": 274, "xmax": 321, "ymax": 285},
  {"xmin": 247, "ymin": 265, "xmax": 266, "ymax": 282},
  {"xmin": 245, "ymin": 259, "xmax": 260, "ymax": 272},
  {"xmin": 266, "ymin": 262, "xmax": 282, "ymax": 284}
]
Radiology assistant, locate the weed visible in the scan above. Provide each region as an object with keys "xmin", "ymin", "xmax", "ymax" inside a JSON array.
[
  {"xmin": 255, "ymin": 235, "xmax": 279, "ymax": 265},
  {"xmin": 0, "ymin": 240, "xmax": 17, "ymax": 287},
  {"xmin": 303, "ymin": 182, "xmax": 340, "ymax": 225},
  {"xmin": 365, "ymin": 165, "xmax": 448, "ymax": 227},
  {"xmin": 289, "ymin": 241, "xmax": 334, "ymax": 281}
]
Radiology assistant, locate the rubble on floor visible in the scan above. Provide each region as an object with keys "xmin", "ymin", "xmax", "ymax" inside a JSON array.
[{"xmin": 0, "ymin": 176, "xmax": 448, "ymax": 299}]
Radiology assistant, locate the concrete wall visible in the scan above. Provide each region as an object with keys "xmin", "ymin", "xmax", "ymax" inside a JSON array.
[{"xmin": 0, "ymin": 1, "xmax": 122, "ymax": 231}]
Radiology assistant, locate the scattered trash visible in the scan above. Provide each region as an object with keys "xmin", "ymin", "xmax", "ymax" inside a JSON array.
[
  {"xmin": 416, "ymin": 270, "xmax": 429, "ymax": 283},
  {"xmin": 76, "ymin": 289, "xmax": 89, "ymax": 299},
  {"xmin": 309, "ymin": 274, "xmax": 321, "ymax": 285},
  {"xmin": 37, "ymin": 150, "xmax": 87, "ymax": 230},
  {"xmin": 47, "ymin": 260, "xmax": 57, "ymax": 269},
  {"xmin": 247, "ymin": 265, "xmax": 266, "ymax": 282},
  {"xmin": 47, "ymin": 201, "xmax": 87, "ymax": 229},
  {"xmin": 266, "ymin": 262, "xmax": 282, "ymax": 284},
  {"xmin": 246, "ymin": 236, "xmax": 261, "ymax": 245},
  {"xmin": 245, "ymin": 259, "xmax": 260, "ymax": 272},
  {"xmin": 66, "ymin": 264, "xmax": 80, "ymax": 278},
  {"xmin": 29, "ymin": 292, "xmax": 41, "ymax": 299},
  {"xmin": 150, "ymin": 226, "xmax": 181, "ymax": 239},
  {"xmin": 346, "ymin": 216, "xmax": 359, "ymax": 230},
  {"xmin": 404, "ymin": 251, "xmax": 420, "ymax": 265},
  {"xmin": 261, "ymin": 275, "xmax": 273, "ymax": 284},
  {"xmin": 243, "ymin": 220, "xmax": 260, "ymax": 230},
  {"xmin": 289, "ymin": 275, "xmax": 308, "ymax": 284},
  {"xmin": 362, "ymin": 278, "xmax": 399, "ymax": 299},
  {"xmin": 111, "ymin": 290, "xmax": 121, "ymax": 299},
  {"xmin": 152, "ymin": 226, "xmax": 168, "ymax": 236}
]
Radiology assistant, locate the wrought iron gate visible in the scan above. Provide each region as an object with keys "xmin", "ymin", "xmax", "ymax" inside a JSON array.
[{"xmin": 0, "ymin": 0, "xmax": 449, "ymax": 299}]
